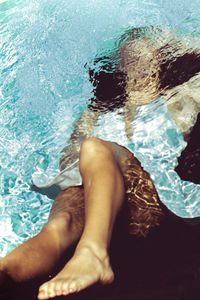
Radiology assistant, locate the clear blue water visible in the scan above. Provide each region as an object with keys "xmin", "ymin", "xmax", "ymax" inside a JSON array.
[{"xmin": 1, "ymin": 0, "xmax": 200, "ymax": 257}]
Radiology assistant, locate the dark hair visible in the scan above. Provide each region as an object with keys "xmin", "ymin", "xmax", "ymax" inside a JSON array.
[
  {"xmin": 88, "ymin": 27, "xmax": 200, "ymax": 111},
  {"xmin": 88, "ymin": 27, "xmax": 200, "ymax": 184},
  {"xmin": 88, "ymin": 55, "xmax": 127, "ymax": 112},
  {"xmin": 159, "ymin": 49, "xmax": 200, "ymax": 91},
  {"xmin": 87, "ymin": 27, "xmax": 154, "ymax": 112}
]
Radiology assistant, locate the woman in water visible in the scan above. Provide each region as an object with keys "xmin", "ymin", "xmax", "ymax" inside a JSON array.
[
  {"xmin": 1, "ymin": 27, "xmax": 200, "ymax": 299},
  {"xmin": 61, "ymin": 27, "xmax": 200, "ymax": 184},
  {"xmin": 1, "ymin": 136, "xmax": 180, "ymax": 299}
]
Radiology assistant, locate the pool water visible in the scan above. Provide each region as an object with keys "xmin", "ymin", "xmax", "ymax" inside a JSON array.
[{"xmin": 1, "ymin": 0, "xmax": 200, "ymax": 257}]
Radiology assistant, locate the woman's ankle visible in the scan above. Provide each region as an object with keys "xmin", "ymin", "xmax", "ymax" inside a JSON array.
[{"xmin": 75, "ymin": 239, "xmax": 109, "ymax": 263}]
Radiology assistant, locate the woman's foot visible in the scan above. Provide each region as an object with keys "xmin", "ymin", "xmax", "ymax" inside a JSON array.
[{"xmin": 38, "ymin": 244, "xmax": 114, "ymax": 299}]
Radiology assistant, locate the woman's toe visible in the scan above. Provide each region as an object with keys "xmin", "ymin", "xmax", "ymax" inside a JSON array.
[
  {"xmin": 54, "ymin": 281, "xmax": 63, "ymax": 296},
  {"xmin": 68, "ymin": 280, "xmax": 79, "ymax": 294}
]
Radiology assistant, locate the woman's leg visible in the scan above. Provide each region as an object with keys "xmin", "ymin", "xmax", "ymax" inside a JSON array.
[
  {"xmin": 0, "ymin": 186, "xmax": 85, "ymax": 289},
  {"xmin": 38, "ymin": 138, "xmax": 125, "ymax": 299}
]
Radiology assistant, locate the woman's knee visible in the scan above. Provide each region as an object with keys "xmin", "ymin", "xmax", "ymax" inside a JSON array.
[
  {"xmin": 80, "ymin": 138, "xmax": 113, "ymax": 162},
  {"xmin": 47, "ymin": 187, "xmax": 85, "ymax": 236},
  {"xmin": 44, "ymin": 211, "xmax": 72, "ymax": 234}
]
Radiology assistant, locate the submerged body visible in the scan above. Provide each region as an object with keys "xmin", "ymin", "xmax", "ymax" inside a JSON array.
[
  {"xmin": 1, "ymin": 27, "xmax": 200, "ymax": 299},
  {"xmin": 1, "ymin": 137, "xmax": 199, "ymax": 299},
  {"xmin": 39, "ymin": 97, "xmax": 199, "ymax": 219},
  {"xmin": 61, "ymin": 27, "xmax": 200, "ymax": 185},
  {"xmin": 0, "ymin": 138, "xmax": 168, "ymax": 298}
]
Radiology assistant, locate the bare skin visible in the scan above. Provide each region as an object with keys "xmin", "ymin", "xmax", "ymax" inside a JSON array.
[
  {"xmin": 0, "ymin": 138, "xmax": 125, "ymax": 299},
  {"xmin": 2, "ymin": 28, "xmax": 199, "ymax": 298},
  {"xmin": 60, "ymin": 30, "xmax": 200, "ymax": 169},
  {"xmin": 0, "ymin": 137, "xmax": 168, "ymax": 298},
  {"xmin": 38, "ymin": 138, "xmax": 124, "ymax": 299},
  {"xmin": 0, "ymin": 189, "xmax": 84, "ymax": 286}
]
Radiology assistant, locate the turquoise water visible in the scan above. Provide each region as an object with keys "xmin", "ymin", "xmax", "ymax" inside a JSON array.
[{"xmin": 1, "ymin": 0, "xmax": 200, "ymax": 257}]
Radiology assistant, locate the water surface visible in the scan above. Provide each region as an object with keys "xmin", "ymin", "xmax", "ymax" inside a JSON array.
[{"xmin": 1, "ymin": 0, "xmax": 200, "ymax": 256}]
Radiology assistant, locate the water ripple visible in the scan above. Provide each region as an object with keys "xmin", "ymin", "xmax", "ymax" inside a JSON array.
[{"xmin": 1, "ymin": 0, "xmax": 200, "ymax": 256}]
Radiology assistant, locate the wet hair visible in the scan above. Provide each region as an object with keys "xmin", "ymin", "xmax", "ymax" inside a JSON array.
[
  {"xmin": 88, "ymin": 27, "xmax": 200, "ymax": 184},
  {"xmin": 87, "ymin": 26, "xmax": 153, "ymax": 112},
  {"xmin": 88, "ymin": 26, "xmax": 200, "ymax": 111},
  {"xmin": 88, "ymin": 55, "xmax": 127, "ymax": 112},
  {"xmin": 158, "ymin": 49, "xmax": 200, "ymax": 91}
]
